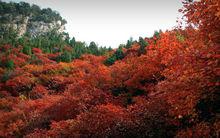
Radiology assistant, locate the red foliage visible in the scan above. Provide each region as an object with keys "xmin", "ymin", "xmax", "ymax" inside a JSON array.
[
  {"xmin": 5, "ymin": 73, "xmax": 35, "ymax": 96},
  {"xmin": 32, "ymin": 48, "xmax": 42, "ymax": 54},
  {"xmin": 182, "ymin": 0, "xmax": 220, "ymax": 43},
  {"xmin": 0, "ymin": 0, "xmax": 219, "ymax": 137},
  {"xmin": 43, "ymin": 104, "xmax": 133, "ymax": 138},
  {"xmin": 0, "ymin": 98, "xmax": 26, "ymax": 137},
  {"xmin": 30, "ymin": 85, "xmax": 48, "ymax": 99}
]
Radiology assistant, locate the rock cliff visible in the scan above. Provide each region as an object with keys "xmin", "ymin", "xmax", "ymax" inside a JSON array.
[{"xmin": 0, "ymin": 1, "xmax": 66, "ymax": 37}]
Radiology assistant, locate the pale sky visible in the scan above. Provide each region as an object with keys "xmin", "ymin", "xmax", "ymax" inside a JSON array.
[{"xmin": 3, "ymin": 0, "xmax": 183, "ymax": 48}]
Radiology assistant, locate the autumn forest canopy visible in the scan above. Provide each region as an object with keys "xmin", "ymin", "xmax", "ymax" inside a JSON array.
[{"xmin": 0, "ymin": 0, "xmax": 219, "ymax": 137}]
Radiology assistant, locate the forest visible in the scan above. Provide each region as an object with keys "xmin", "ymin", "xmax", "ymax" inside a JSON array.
[
  {"xmin": 0, "ymin": 0, "xmax": 219, "ymax": 137},
  {"xmin": 0, "ymin": 1, "xmax": 67, "ymax": 24}
]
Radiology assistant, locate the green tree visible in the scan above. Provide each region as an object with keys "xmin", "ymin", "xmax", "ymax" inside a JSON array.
[
  {"xmin": 22, "ymin": 45, "xmax": 32, "ymax": 55},
  {"xmin": 125, "ymin": 37, "xmax": 133, "ymax": 49},
  {"xmin": 88, "ymin": 41, "xmax": 99, "ymax": 55},
  {"xmin": 153, "ymin": 30, "xmax": 162, "ymax": 39},
  {"xmin": 104, "ymin": 55, "xmax": 116, "ymax": 66},
  {"xmin": 18, "ymin": 2, "xmax": 31, "ymax": 15},
  {"xmin": 31, "ymin": 4, "xmax": 41, "ymax": 16},
  {"xmin": 0, "ymin": 27, "xmax": 18, "ymax": 46},
  {"xmin": 69, "ymin": 37, "xmax": 76, "ymax": 47},
  {"xmin": 5, "ymin": 60, "xmax": 14, "ymax": 70},
  {"xmin": 98, "ymin": 46, "xmax": 109, "ymax": 55},
  {"xmin": 115, "ymin": 46, "xmax": 124, "ymax": 60},
  {"xmin": 104, "ymin": 46, "xmax": 125, "ymax": 66},
  {"xmin": 138, "ymin": 37, "xmax": 148, "ymax": 55},
  {"xmin": 72, "ymin": 41, "xmax": 87, "ymax": 59},
  {"xmin": 58, "ymin": 51, "xmax": 72, "ymax": 63}
]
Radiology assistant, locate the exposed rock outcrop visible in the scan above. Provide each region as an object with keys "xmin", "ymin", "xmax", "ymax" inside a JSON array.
[
  {"xmin": 0, "ymin": 1, "xmax": 67, "ymax": 38},
  {"xmin": 1, "ymin": 15, "xmax": 65, "ymax": 37}
]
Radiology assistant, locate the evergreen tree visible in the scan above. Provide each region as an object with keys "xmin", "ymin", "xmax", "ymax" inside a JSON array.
[
  {"xmin": 72, "ymin": 41, "xmax": 87, "ymax": 59},
  {"xmin": 104, "ymin": 55, "xmax": 116, "ymax": 66},
  {"xmin": 88, "ymin": 41, "xmax": 99, "ymax": 55},
  {"xmin": 125, "ymin": 37, "xmax": 133, "ymax": 49},
  {"xmin": 115, "ymin": 46, "xmax": 124, "ymax": 60},
  {"xmin": 60, "ymin": 51, "xmax": 72, "ymax": 63},
  {"xmin": 0, "ymin": 27, "xmax": 18, "ymax": 46},
  {"xmin": 138, "ymin": 37, "xmax": 148, "ymax": 55},
  {"xmin": 69, "ymin": 37, "xmax": 76, "ymax": 47},
  {"xmin": 104, "ymin": 46, "xmax": 125, "ymax": 66},
  {"xmin": 18, "ymin": 2, "xmax": 31, "ymax": 15},
  {"xmin": 153, "ymin": 30, "xmax": 162, "ymax": 39},
  {"xmin": 5, "ymin": 60, "xmax": 14, "ymax": 70},
  {"xmin": 22, "ymin": 45, "xmax": 32, "ymax": 55}
]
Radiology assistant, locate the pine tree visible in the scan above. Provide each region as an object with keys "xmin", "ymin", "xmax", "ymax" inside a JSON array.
[{"xmin": 138, "ymin": 37, "xmax": 148, "ymax": 55}]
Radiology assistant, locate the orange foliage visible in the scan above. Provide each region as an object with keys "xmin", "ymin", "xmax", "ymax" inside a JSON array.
[
  {"xmin": 182, "ymin": 0, "xmax": 220, "ymax": 43},
  {"xmin": 0, "ymin": 0, "xmax": 219, "ymax": 137}
]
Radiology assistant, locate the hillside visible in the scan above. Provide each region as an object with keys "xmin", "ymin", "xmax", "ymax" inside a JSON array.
[
  {"xmin": 0, "ymin": 1, "xmax": 113, "ymax": 63},
  {"xmin": 0, "ymin": 0, "xmax": 219, "ymax": 137},
  {"xmin": 0, "ymin": 1, "xmax": 66, "ymax": 37}
]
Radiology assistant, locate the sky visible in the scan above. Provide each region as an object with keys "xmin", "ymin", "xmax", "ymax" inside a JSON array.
[{"xmin": 3, "ymin": 0, "xmax": 183, "ymax": 48}]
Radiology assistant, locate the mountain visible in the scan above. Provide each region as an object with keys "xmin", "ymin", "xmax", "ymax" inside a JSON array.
[
  {"xmin": 0, "ymin": 1, "xmax": 66, "ymax": 37},
  {"xmin": 0, "ymin": 1, "xmax": 112, "ymax": 61}
]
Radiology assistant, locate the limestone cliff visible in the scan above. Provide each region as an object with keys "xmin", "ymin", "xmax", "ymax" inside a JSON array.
[{"xmin": 0, "ymin": 1, "xmax": 66, "ymax": 37}]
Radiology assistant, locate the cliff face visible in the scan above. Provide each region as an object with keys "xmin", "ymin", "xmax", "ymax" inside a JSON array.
[
  {"xmin": 0, "ymin": 1, "xmax": 67, "ymax": 38},
  {"xmin": 1, "ymin": 15, "xmax": 65, "ymax": 37},
  {"xmin": 28, "ymin": 20, "xmax": 65, "ymax": 37}
]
